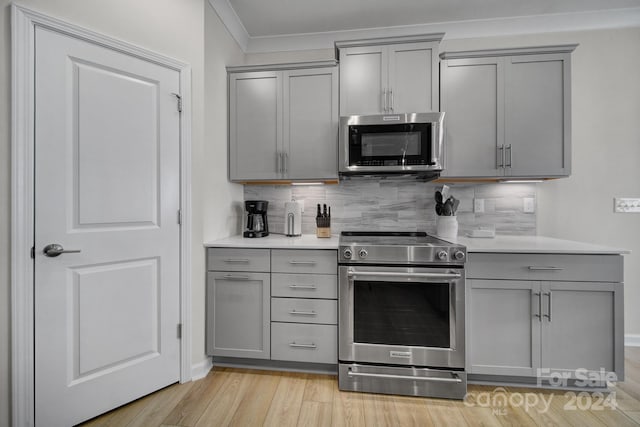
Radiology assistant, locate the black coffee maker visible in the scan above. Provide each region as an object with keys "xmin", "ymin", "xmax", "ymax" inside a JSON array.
[{"xmin": 244, "ymin": 200, "xmax": 269, "ymax": 238}]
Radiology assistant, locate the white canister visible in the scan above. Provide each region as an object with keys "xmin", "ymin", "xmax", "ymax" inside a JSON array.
[{"xmin": 436, "ymin": 216, "xmax": 458, "ymax": 239}]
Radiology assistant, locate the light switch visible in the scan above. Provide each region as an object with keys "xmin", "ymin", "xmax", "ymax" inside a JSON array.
[
  {"xmin": 524, "ymin": 198, "xmax": 535, "ymax": 213},
  {"xmin": 614, "ymin": 197, "xmax": 640, "ymax": 213},
  {"xmin": 474, "ymin": 198, "xmax": 484, "ymax": 213}
]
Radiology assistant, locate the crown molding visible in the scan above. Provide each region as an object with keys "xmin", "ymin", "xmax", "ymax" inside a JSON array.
[
  {"xmin": 207, "ymin": 0, "xmax": 249, "ymax": 51},
  {"xmin": 207, "ymin": 2, "xmax": 640, "ymax": 54}
]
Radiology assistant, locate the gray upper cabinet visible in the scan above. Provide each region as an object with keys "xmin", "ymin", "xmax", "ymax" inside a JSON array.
[
  {"xmin": 228, "ymin": 62, "xmax": 338, "ymax": 182},
  {"xmin": 337, "ymin": 35, "xmax": 443, "ymax": 115},
  {"xmin": 440, "ymin": 45, "xmax": 577, "ymax": 179}
]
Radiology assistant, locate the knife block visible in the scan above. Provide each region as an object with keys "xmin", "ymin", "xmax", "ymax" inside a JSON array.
[{"xmin": 316, "ymin": 227, "xmax": 331, "ymax": 238}]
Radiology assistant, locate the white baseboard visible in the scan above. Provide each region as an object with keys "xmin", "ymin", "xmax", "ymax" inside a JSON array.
[
  {"xmin": 625, "ymin": 334, "xmax": 640, "ymax": 347},
  {"xmin": 191, "ymin": 358, "xmax": 213, "ymax": 381}
]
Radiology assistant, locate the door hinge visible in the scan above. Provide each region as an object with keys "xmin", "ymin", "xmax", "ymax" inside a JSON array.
[
  {"xmin": 177, "ymin": 209, "xmax": 182, "ymax": 225},
  {"xmin": 30, "ymin": 246, "xmax": 35, "ymax": 259},
  {"xmin": 177, "ymin": 323, "xmax": 182, "ymax": 339},
  {"xmin": 172, "ymin": 93, "xmax": 183, "ymax": 113}
]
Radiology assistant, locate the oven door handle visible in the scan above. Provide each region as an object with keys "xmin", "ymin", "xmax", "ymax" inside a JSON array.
[
  {"xmin": 347, "ymin": 369, "xmax": 463, "ymax": 384},
  {"xmin": 347, "ymin": 270, "xmax": 461, "ymax": 281}
]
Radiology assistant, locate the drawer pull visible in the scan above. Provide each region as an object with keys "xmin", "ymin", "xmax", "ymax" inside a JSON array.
[
  {"xmin": 347, "ymin": 369, "xmax": 462, "ymax": 384},
  {"xmin": 289, "ymin": 285, "xmax": 317, "ymax": 290},
  {"xmin": 289, "ymin": 342, "xmax": 317, "ymax": 349},
  {"xmin": 289, "ymin": 261, "xmax": 317, "ymax": 265},
  {"xmin": 289, "ymin": 310, "xmax": 317, "ymax": 316},
  {"xmin": 222, "ymin": 274, "xmax": 250, "ymax": 280},
  {"xmin": 528, "ymin": 266, "xmax": 564, "ymax": 271},
  {"xmin": 224, "ymin": 258, "xmax": 250, "ymax": 263}
]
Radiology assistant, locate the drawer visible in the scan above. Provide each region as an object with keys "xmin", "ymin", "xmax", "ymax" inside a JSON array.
[
  {"xmin": 271, "ymin": 249, "xmax": 337, "ymax": 274},
  {"xmin": 271, "ymin": 323, "xmax": 337, "ymax": 364},
  {"xmin": 467, "ymin": 253, "xmax": 623, "ymax": 283},
  {"xmin": 271, "ymin": 273, "xmax": 337, "ymax": 299},
  {"xmin": 271, "ymin": 298, "xmax": 337, "ymax": 324},
  {"xmin": 208, "ymin": 248, "xmax": 270, "ymax": 272}
]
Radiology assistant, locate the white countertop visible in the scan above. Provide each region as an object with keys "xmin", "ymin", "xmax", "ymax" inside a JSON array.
[
  {"xmin": 204, "ymin": 233, "xmax": 339, "ymax": 249},
  {"xmin": 205, "ymin": 234, "xmax": 629, "ymax": 255},
  {"xmin": 447, "ymin": 235, "xmax": 629, "ymax": 255}
]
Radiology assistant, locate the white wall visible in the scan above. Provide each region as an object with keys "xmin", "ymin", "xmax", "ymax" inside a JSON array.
[{"xmin": 0, "ymin": 1, "xmax": 243, "ymax": 426}]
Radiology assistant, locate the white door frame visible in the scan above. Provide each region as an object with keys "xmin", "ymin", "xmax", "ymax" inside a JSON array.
[{"xmin": 11, "ymin": 5, "xmax": 193, "ymax": 426}]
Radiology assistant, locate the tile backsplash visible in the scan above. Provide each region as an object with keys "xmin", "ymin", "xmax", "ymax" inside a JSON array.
[{"xmin": 244, "ymin": 178, "xmax": 536, "ymax": 236}]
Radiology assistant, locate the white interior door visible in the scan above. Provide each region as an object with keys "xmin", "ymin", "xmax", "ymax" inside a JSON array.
[{"xmin": 34, "ymin": 26, "xmax": 181, "ymax": 426}]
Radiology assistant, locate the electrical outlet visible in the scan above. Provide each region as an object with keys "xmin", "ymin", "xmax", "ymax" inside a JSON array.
[
  {"xmin": 614, "ymin": 197, "xmax": 640, "ymax": 213},
  {"xmin": 524, "ymin": 198, "xmax": 535, "ymax": 213},
  {"xmin": 474, "ymin": 198, "xmax": 484, "ymax": 213}
]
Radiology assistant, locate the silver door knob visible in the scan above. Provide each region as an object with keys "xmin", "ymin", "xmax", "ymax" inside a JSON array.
[{"xmin": 43, "ymin": 243, "xmax": 81, "ymax": 257}]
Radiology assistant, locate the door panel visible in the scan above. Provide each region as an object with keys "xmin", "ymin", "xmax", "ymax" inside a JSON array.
[
  {"xmin": 440, "ymin": 58, "xmax": 504, "ymax": 177},
  {"xmin": 339, "ymin": 46, "xmax": 386, "ymax": 115},
  {"xmin": 74, "ymin": 60, "xmax": 159, "ymax": 227},
  {"xmin": 388, "ymin": 43, "xmax": 436, "ymax": 113},
  {"xmin": 284, "ymin": 68, "xmax": 338, "ymax": 180},
  {"xmin": 35, "ymin": 27, "xmax": 180, "ymax": 426},
  {"xmin": 505, "ymin": 55, "xmax": 567, "ymax": 176},
  {"xmin": 468, "ymin": 280, "xmax": 540, "ymax": 376},
  {"xmin": 229, "ymin": 71, "xmax": 281, "ymax": 180}
]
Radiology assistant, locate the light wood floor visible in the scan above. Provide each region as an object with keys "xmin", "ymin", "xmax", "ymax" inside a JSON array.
[{"xmin": 82, "ymin": 347, "xmax": 640, "ymax": 426}]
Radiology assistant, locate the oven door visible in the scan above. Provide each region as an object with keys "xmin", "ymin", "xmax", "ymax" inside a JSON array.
[{"xmin": 339, "ymin": 265, "xmax": 465, "ymax": 369}]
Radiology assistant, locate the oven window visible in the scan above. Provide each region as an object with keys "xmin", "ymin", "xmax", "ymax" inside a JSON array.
[
  {"xmin": 353, "ymin": 281, "xmax": 450, "ymax": 348},
  {"xmin": 361, "ymin": 132, "xmax": 422, "ymax": 157}
]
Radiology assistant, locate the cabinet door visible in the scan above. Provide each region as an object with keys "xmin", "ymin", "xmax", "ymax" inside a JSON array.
[
  {"xmin": 339, "ymin": 45, "xmax": 387, "ymax": 115},
  {"xmin": 541, "ymin": 282, "xmax": 623, "ymax": 378},
  {"xmin": 229, "ymin": 71, "xmax": 282, "ymax": 180},
  {"xmin": 440, "ymin": 58, "xmax": 505, "ymax": 177},
  {"xmin": 388, "ymin": 42, "xmax": 439, "ymax": 113},
  {"xmin": 206, "ymin": 271, "xmax": 270, "ymax": 359},
  {"xmin": 283, "ymin": 67, "xmax": 338, "ymax": 180},
  {"xmin": 505, "ymin": 54, "xmax": 571, "ymax": 177},
  {"xmin": 468, "ymin": 279, "xmax": 540, "ymax": 376}
]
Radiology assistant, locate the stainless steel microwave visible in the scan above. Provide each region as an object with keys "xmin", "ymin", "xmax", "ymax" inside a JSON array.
[{"xmin": 339, "ymin": 112, "xmax": 445, "ymax": 179}]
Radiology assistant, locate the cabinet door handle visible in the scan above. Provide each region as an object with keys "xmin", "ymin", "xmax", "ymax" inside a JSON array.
[
  {"xmin": 276, "ymin": 151, "xmax": 281, "ymax": 174},
  {"xmin": 289, "ymin": 260, "xmax": 317, "ymax": 265},
  {"xmin": 224, "ymin": 258, "xmax": 250, "ymax": 263},
  {"xmin": 382, "ymin": 89, "xmax": 388, "ymax": 113},
  {"xmin": 497, "ymin": 145, "xmax": 504, "ymax": 168},
  {"xmin": 289, "ymin": 310, "xmax": 317, "ymax": 316},
  {"xmin": 289, "ymin": 342, "xmax": 317, "ymax": 349},
  {"xmin": 506, "ymin": 144, "xmax": 513, "ymax": 168},
  {"xmin": 289, "ymin": 285, "xmax": 317, "ymax": 290},
  {"xmin": 389, "ymin": 89, "xmax": 394, "ymax": 112},
  {"xmin": 528, "ymin": 266, "xmax": 564, "ymax": 271},
  {"xmin": 283, "ymin": 152, "xmax": 288, "ymax": 175},
  {"xmin": 533, "ymin": 292, "xmax": 542, "ymax": 321},
  {"xmin": 543, "ymin": 291, "xmax": 552, "ymax": 321},
  {"xmin": 222, "ymin": 274, "xmax": 250, "ymax": 280}
]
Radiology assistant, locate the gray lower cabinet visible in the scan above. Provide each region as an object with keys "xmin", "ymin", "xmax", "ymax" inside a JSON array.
[
  {"xmin": 467, "ymin": 253, "xmax": 624, "ymax": 382},
  {"xmin": 440, "ymin": 45, "xmax": 577, "ymax": 179},
  {"xmin": 206, "ymin": 269, "xmax": 271, "ymax": 359},
  {"xmin": 207, "ymin": 247, "xmax": 338, "ymax": 366},
  {"xmin": 270, "ymin": 249, "xmax": 338, "ymax": 364}
]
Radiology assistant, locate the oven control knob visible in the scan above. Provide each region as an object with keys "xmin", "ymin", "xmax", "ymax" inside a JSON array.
[
  {"xmin": 454, "ymin": 251, "xmax": 465, "ymax": 261},
  {"xmin": 343, "ymin": 248, "xmax": 353, "ymax": 259},
  {"xmin": 437, "ymin": 250, "xmax": 448, "ymax": 260},
  {"xmin": 359, "ymin": 249, "xmax": 368, "ymax": 258}
]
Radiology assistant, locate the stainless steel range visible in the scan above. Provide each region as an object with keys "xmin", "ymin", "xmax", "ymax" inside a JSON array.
[{"xmin": 338, "ymin": 231, "xmax": 467, "ymax": 399}]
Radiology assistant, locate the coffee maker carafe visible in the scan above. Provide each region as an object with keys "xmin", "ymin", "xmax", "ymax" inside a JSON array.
[{"xmin": 244, "ymin": 200, "xmax": 269, "ymax": 238}]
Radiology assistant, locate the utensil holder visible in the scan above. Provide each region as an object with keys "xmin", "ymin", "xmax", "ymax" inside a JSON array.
[
  {"xmin": 436, "ymin": 216, "xmax": 458, "ymax": 239},
  {"xmin": 316, "ymin": 227, "xmax": 331, "ymax": 238}
]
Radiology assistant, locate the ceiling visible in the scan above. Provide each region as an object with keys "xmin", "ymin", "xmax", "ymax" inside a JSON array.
[
  {"xmin": 209, "ymin": 0, "xmax": 640, "ymax": 52},
  {"xmin": 228, "ymin": 0, "xmax": 640, "ymax": 37}
]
